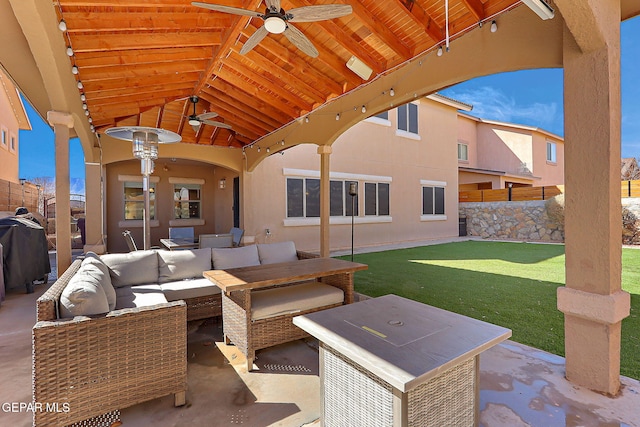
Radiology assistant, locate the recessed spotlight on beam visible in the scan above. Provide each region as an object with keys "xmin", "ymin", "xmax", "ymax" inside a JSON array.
[{"xmin": 520, "ymin": 0, "xmax": 554, "ymax": 20}]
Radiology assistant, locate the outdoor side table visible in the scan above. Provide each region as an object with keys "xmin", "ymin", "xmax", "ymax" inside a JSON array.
[{"xmin": 293, "ymin": 294, "xmax": 511, "ymax": 427}]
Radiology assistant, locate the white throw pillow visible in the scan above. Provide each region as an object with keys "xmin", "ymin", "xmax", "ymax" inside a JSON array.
[
  {"xmin": 59, "ymin": 263, "xmax": 110, "ymax": 318},
  {"xmin": 100, "ymin": 250, "xmax": 159, "ymax": 287},
  {"xmin": 257, "ymin": 241, "xmax": 298, "ymax": 265},
  {"xmin": 157, "ymin": 248, "xmax": 212, "ymax": 283},
  {"xmin": 82, "ymin": 256, "xmax": 116, "ymax": 310},
  {"xmin": 211, "ymin": 245, "xmax": 260, "ymax": 269}
]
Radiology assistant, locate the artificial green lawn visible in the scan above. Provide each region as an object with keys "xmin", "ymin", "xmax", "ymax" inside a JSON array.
[{"xmin": 341, "ymin": 240, "xmax": 640, "ymax": 380}]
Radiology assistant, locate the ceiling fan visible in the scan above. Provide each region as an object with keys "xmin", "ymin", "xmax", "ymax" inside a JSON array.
[
  {"xmin": 192, "ymin": 0, "xmax": 352, "ymax": 57},
  {"xmin": 186, "ymin": 96, "xmax": 231, "ymax": 132}
]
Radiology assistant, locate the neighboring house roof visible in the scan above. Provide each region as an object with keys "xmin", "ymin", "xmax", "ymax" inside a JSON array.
[
  {"xmin": 0, "ymin": 67, "xmax": 31, "ymax": 131},
  {"xmin": 457, "ymin": 111, "xmax": 563, "ymax": 141},
  {"xmin": 427, "ymin": 93, "xmax": 473, "ymax": 112}
]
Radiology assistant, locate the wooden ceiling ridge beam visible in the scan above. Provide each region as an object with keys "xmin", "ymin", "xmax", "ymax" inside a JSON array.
[
  {"xmin": 293, "ymin": 0, "xmax": 385, "ymax": 74},
  {"xmin": 207, "ymin": 79, "xmax": 295, "ymax": 123},
  {"xmin": 239, "ymin": 25, "xmax": 348, "ymax": 96},
  {"xmin": 393, "ymin": 0, "xmax": 444, "ymax": 44},
  {"xmin": 194, "ymin": 0, "xmax": 265, "ymax": 93},
  {"xmin": 224, "ymin": 55, "xmax": 313, "ymax": 112},
  {"xmin": 235, "ymin": 47, "xmax": 326, "ymax": 105},
  {"xmin": 348, "ymin": 0, "xmax": 413, "ymax": 59},
  {"xmin": 202, "ymin": 86, "xmax": 283, "ymax": 129}
]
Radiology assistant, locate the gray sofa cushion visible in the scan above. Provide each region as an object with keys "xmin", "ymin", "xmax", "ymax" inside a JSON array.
[
  {"xmin": 251, "ymin": 281, "xmax": 344, "ymax": 321},
  {"xmin": 60, "ymin": 263, "xmax": 110, "ymax": 318},
  {"xmin": 160, "ymin": 278, "xmax": 221, "ymax": 301},
  {"xmin": 157, "ymin": 248, "xmax": 212, "ymax": 284},
  {"xmin": 81, "ymin": 256, "xmax": 116, "ymax": 310},
  {"xmin": 115, "ymin": 284, "xmax": 168, "ymax": 310},
  {"xmin": 257, "ymin": 241, "xmax": 298, "ymax": 265},
  {"xmin": 211, "ymin": 245, "xmax": 260, "ymax": 269},
  {"xmin": 100, "ymin": 250, "xmax": 159, "ymax": 287}
]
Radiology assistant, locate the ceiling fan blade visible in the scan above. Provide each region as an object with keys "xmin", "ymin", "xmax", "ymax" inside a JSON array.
[
  {"xmin": 283, "ymin": 24, "xmax": 319, "ymax": 58},
  {"xmin": 191, "ymin": 2, "xmax": 262, "ymax": 18},
  {"xmin": 265, "ymin": 0, "xmax": 281, "ymax": 12},
  {"xmin": 191, "ymin": 123, "xmax": 201, "ymax": 132},
  {"xmin": 197, "ymin": 112, "xmax": 219, "ymax": 120},
  {"xmin": 288, "ymin": 5, "xmax": 353, "ymax": 23},
  {"xmin": 201, "ymin": 119, "xmax": 232, "ymax": 129},
  {"xmin": 240, "ymin": 25, "xmax": 269, "ymax": 55}
]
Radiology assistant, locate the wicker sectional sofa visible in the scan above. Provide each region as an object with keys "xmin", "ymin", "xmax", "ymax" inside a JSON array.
[{"xmin": 32, "ymin": 242, "xmax": 319, "ymax": 426}]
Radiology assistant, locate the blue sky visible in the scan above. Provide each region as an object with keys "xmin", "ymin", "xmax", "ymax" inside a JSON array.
[{"xmin": 18, "ymin": 16, "xmax": 640, "ymax": 191}]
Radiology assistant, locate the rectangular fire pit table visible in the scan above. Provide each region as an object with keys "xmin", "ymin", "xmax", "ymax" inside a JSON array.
[{"xmin": 293, "ymin": 294, "xmax": 511, "ymax": 427}]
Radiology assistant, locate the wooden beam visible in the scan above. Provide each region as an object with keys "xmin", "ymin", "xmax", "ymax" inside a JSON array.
[
  {"xmin": 393, "ymin": 0, "xmax": 444, "ymax": 43},
  {"xmin": 349, "ymin": 0, "xmax": 414, "ymax": 59},
  {"xmin": 70, "ymin": 32, "xmax": 222, "ymax": 53}
]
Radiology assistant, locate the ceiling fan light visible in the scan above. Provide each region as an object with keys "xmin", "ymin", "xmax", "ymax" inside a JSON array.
[
  {"xmin": 264, "ymin": 16, "xmax": 286, "ymax": 34},
  {"xmin": 188, "ymin": 119, "xmax": 201, "ymax": 126}
]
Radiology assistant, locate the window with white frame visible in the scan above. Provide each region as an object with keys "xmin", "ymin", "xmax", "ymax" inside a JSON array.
[
  {"xmin": 422, "ymin": 183, "xmax": 445, "ymax": 216},
  {"xmin": 9, "ymin": 134, "xmax": 16, "ymax": 152},
  {"xmin": 287, "ymin": 178, "xmax": 360, "ymax": 218},
  {"xmin": 1, "ymin": 128, "xmax": 7, "ymax": 149},
  {"xmin": 173, "ymin": 183, "xmax": 201, "ymax": 219},
  {"xmin": 124, "ymin": 181, "xmax": 156, "ymax": 220},
  {"xmin": 397, "ymin": 103, "xmax": 418, "ymax": 134},
  {"xmin": 546, "ymin": 141, "xmax": 557, "ymax": 163},
  {"xmin": 364, "ymin": 182, "xmax": 389, "ymax": 216},
  {"xmin": 458, "ymin": 143, "xmax": 468, "ymax": 161}
]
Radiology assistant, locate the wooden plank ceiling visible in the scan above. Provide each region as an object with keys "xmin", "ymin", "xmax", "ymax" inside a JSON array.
[{"xmin": 55, "ymin": 0, "xmax": 519, "ymax": 148}]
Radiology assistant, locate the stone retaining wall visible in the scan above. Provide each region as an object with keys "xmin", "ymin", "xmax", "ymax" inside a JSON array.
[
  {"xmin": 460, "ymin": 198, "xmax": 640, "ymax": 244},
  {"xmin": 459, "ymin": 200, "xmax": 565, "ymax": 242}
]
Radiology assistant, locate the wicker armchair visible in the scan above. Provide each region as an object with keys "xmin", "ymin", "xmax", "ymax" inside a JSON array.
[{"xmin": 33, "ymin": 259, "xmax": 187, "ymax": 426}]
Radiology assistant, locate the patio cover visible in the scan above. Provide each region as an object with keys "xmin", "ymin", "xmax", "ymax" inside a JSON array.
[{"xmin": 0, "ymin": 217, "xmax": 50, "ymax": 292}]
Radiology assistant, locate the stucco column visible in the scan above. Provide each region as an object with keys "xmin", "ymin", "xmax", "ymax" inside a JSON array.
[
  {"xmin": 84, "ymin": 162, "xmax": 105, "ymax": 254},
  {"xmin": 557, "ymin": 0, "xmax": 630, "ymax": 395},
  {"xmin": 318, "ymin": 145, "xmax": 332, "ymax": 257},
  {"xmin": 47, "ymin": 111, "xmax": 74, "ymax": 275}
]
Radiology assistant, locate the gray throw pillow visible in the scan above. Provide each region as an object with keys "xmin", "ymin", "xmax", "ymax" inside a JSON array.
[
  {"xmin": 100, "ymin": 250, "xmax": 159, "ymax": 287},
  {"xmin": 82, "ymin": 256, "xmax": 116, "ymax": 310},
  {"xmin": 59, "ymin": 263, "xmax": 110, "ymax": 318},
  {"xmin": 257, "ymin": 241, "xmax": 298, "ymax": 265},
  {"xmin": 211, "ymin": 245, "xmax": 260, "ymax": 269}
]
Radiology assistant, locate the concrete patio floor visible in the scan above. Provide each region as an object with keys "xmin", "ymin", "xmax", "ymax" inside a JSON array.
[{"xmin": 1, "ymin": 245, "xmax": 639, "ymax": 427}]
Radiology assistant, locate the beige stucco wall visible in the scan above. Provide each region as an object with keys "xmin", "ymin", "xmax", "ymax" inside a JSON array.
[
  {"xmin": 243, "ymin": 98, "xmax": 460, "ymax": 253},
  {"xmin": 0, "ymin": 78, "xmax": 20, "ymax": 183},
  {"xmin": 104, "ymin": 159, "xmax": 237, "ymax": 253},
  {"xmin": 532, "ymin": 133, "xmax": 565, "ymax": 186}
]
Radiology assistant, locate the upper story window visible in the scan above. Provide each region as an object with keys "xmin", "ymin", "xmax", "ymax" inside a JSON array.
[
  {"xmin": 174, "ymin": 183, "xmax": 201, "ymax": 219},
  {"xmin": 547, "ymin": 141, "xmax": 557, "ymax": 163},
  {"xmin": 124, "ymin": 181, "xmax": 155, "ymax": 220},
  {"xmin": 375, "ymin": 111, "xmax": 388, "ymax": 120},
  {"xmin": 1, "ymin": 128, "xmax": 7, "ymax": 149},
  {"xmin": 458, "ymin": 143, "xmax": 468, "ymax": 161},
  {"xmin": 397, "ymin": 103, "xmax": 418, "ymax": 134},
  {"xmin": 364, "ymin": 182, "xmax": 390, "ymax": 216},
  {"xmin": 10, "ymin": 134, "xmax": 16, "ymax": 153}
]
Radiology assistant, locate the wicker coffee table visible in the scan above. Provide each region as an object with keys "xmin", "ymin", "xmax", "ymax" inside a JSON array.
[{"xmin": 293, "ymin": 294, "xmax": 511, "ymax": 427}]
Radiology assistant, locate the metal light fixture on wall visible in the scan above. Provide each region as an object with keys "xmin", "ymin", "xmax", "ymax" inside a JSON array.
[{"xmin": 105, "ymin": 126, "xmax": 181, "ymax": 250}]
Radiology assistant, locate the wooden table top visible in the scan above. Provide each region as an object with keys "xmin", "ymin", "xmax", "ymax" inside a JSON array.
[
  {"xmin": 293, "ymin": 294, "xmax": 512, "ymax": 392},
  {"xmin": 160, "ymin": 238, "xmax": 198, "ymax": 250},
  {"xmin": 203, "ymin": 257, "xmax": 368, "ymax": 293}
]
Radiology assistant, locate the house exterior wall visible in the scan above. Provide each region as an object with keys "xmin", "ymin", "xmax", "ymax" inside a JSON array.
[
  {"xmin": 457, "ymin": 114, "xmax": 564, "ymax": 189},
  {"xmin": 243, "ymin": 98, "xmax": 460, "ymax": 253},
  {"xmin": 104, "ymin": 160, "xmax": 236, "ymax": 253},
  {"xmin": 0, "ymin": 74, "xmax": 20, "ymax": 183}
]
